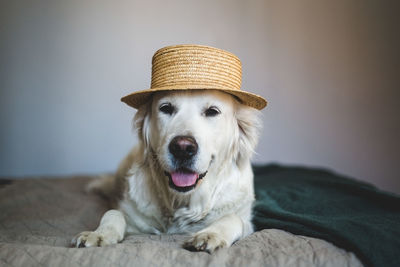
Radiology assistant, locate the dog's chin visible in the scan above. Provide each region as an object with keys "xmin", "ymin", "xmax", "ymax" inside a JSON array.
[{"xmin": 164, "ymin": 168, "xmax": 207, "ymax": 193}]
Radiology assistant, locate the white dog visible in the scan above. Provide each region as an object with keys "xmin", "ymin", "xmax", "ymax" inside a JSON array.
[{"xmin": 72, "ymin": 89, "xmax": 261, "ymax": 252}]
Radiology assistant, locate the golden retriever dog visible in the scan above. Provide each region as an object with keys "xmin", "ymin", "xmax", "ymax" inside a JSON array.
[{"xmin": 71, "ymin": 89, "xmax": 261, "ymax": 252}]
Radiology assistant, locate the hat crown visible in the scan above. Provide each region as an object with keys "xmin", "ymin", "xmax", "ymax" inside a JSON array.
[{"xmin": 150, "ymin": 45, "xmax": 242, "ymax": 90}]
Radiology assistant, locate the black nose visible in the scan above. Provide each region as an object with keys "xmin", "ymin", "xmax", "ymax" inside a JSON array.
[{"xmin": 169, "ymin": 136, "xmax": 198, "ymax": 159}]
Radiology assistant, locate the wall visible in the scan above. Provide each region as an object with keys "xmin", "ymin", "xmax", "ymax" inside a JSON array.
[{"xmin": 1, "ymin": 0, "xmax": 399, "ymax": 193}]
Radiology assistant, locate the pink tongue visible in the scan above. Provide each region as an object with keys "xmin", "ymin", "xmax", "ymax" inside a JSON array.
[{"xmin": 171, "ymin": 171, "xmax": 199, "ymax": 187}]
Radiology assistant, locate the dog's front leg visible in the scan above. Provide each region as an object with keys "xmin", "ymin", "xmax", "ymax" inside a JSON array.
[
  {"xmin": 72, "ymin": 209, "xmax": 126, "ymax": 247},
  {"xmin": 183, "ymin": 213, "xmax": 245, "ymax": 253}
]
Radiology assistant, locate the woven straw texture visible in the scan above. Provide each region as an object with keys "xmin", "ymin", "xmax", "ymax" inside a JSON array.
[{"xmin": 121, "ymin": 44, "xmax": 267, "ymax": 110}]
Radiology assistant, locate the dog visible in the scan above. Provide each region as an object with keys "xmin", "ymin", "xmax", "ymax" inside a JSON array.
[{"xmin": 71, "ymin": 89, "xmax": 262, "ymax": 252}]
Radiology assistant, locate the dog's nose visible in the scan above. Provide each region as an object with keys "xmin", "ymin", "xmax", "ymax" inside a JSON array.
[{"xmin": 169, "ymin": 136, "xmax": 198, "ymax": 159}]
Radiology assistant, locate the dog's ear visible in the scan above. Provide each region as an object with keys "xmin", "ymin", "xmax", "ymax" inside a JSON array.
[
  {"xmin": 133, "ymin": 102, "xmax": 152, "ymax": 150},
  {"xmin": 234, "ymin": 104, "xmax": 262, "ymax": 167}
]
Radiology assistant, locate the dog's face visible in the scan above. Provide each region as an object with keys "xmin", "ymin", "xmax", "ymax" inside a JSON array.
[{"xmin": 135, "ymin": 90, "xmax": 261, "ymax": 193}]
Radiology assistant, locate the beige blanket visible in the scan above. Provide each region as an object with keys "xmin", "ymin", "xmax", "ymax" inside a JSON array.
[{"xmin": 0, "ymin": 177, "xmax": 362, "ymax": 266}]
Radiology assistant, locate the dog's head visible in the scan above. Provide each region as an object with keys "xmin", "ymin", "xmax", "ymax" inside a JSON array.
[{"xmin": 134, "ymin": 90, "xmax": 261, "ymax": 193}]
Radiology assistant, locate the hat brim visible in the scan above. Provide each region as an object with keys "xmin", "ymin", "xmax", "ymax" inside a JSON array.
[{"xmin": 121, "ymin": 86, "xmax": 267, "ymax": 110}]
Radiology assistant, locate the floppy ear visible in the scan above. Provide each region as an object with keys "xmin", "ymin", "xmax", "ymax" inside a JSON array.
[
  {"xmin": 234, "ymin": 104, "xmax": 262, "ymax": 167},
  {"xmin": 133, "ymin": 101, "xmax": 152, "ymax": 150}
]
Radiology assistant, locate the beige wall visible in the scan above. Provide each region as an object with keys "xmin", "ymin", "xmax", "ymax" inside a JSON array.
[{"xmin": 1, "ymin": 0, "xmax": 399, "ymax": 193}]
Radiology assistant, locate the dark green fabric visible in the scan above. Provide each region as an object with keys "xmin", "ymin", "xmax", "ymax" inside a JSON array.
[{"xmin": 252, "ymin": 164, "xmax": 400, "ymax": 267}]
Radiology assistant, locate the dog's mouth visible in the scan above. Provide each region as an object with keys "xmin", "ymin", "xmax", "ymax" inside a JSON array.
[{"xmin": 164, "ymin": 168, "xmax": 207, "ymax": 193}]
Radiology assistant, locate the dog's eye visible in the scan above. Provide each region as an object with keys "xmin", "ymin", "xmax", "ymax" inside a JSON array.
[
  {"xmin": 159, "ymin": 103, "xmax": 175, "ymax": 115},
  {"xmin": 204, "ymin": 106, "xmax": 221, "ymax": 117}
]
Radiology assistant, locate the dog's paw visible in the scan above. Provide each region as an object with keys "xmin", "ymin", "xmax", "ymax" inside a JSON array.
[
  {"xmin": 183, "ymin": 232, "xmax": 227, "ymax": 253},
  {"xmin": 71, "ymin": 231, "xmax": 118, "ymax": 248}
]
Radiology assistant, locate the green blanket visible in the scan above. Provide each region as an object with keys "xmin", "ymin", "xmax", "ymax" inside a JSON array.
[{"xmin": 252, "ymin": 164, "xmax": 400, "ymax": 267}]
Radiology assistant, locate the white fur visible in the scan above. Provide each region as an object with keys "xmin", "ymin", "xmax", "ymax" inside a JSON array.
[{"xmin": 72, "ymin": 90, "xmax": 262, "ymax": 252}]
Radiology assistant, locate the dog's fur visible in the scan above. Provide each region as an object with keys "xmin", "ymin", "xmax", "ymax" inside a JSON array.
[{"xmin": 72, "ymin": 90, "xmax": 262, "ymax": 252}]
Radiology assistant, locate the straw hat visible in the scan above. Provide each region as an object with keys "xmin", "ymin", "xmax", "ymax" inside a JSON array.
[{"xmin": 121, "ymin": 44, "xmax": 267, "ymax": 110}]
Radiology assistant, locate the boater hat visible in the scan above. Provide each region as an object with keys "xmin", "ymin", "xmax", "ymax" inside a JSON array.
[{"xmin": 121, "ymin": 44, "xmax": 267, "ymax": 110}]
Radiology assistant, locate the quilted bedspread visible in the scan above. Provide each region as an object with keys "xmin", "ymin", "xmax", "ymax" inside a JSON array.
[{"xmin": 0, "ymin": 175, "xmax": 362, "ymax": 267}]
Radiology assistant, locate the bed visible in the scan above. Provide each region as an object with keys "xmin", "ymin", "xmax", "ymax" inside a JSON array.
[{"xmin": 1, "ymin": 164, "xmax": 399, "ymax": 266}]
